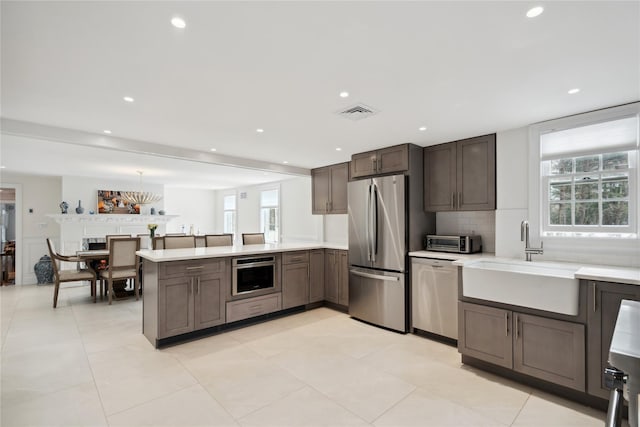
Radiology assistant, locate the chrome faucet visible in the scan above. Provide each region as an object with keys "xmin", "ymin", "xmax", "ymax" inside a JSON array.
[{"xmin": 521, "ymin": 220, "xmax": 543, "ymax": 262}]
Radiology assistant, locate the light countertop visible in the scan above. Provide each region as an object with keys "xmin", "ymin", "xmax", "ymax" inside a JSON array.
[
  {"xmin": 137, "ymin": 242, "xmax": 348, "ymax": 262},
  {"xmin": 409, "ymin": 251, "xmax": 494, "ymax": 262},
  {"xmin": 413, "ymin": 252, "xmax": 640, "ymax": 286},
  {"xmin": 575, "ymin": 266, "xmax": 640, "ymax": 286}
]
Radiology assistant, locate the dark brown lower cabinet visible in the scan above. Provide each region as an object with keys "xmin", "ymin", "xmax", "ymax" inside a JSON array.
[
  {"xmin": 459, "ymin": 302, "xmax": 586, "ymax": 391},
  {"xmin": 309, "ymin": 249, "xmax": 325, "ymax": 303},
  {"xmin": 513, "ymin": 313, "xmax": 585, "ymax": 391},
  {"xmin": 458, "ymin": 302, "xmax": 512, "ymax": 368},
  {"xmin": 586, "ymin": 280, "xmax": 640, "ymax": 399},
  {"xmin": 325, "ymin": 249, "xmax": 348, "ymax": 306},
  {"xmin": 282, "ymin": 251, "xmax": 310, "ymax": 309},
  {"xmin": 156, "ymin": 259, "xmax": 228, "ymax": 340}
]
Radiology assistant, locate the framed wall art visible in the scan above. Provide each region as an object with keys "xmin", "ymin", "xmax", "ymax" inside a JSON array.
[{"xmin": 97, "ymin": 190, "xmax": 139, "ymax": 214}]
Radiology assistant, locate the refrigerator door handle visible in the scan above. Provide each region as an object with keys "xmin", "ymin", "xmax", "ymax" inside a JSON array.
[
  {"xmin": 350, "ymin": 269, "xmax": 400, "ymax": 282},
  {"xmin": 366, "ymin": 183, "xmax": 371, "ymax": 261},
  {"xmin": 371, "ymin": 182, "xmax": 378, "ymax": 262}
]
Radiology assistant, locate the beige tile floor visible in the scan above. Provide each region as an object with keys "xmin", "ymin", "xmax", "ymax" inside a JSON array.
[{"xmin": 1, "ymin": 283, "xmax": 618, "ymax": 426}]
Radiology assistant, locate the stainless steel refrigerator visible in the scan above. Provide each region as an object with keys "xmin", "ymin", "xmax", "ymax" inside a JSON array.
[{"xmin": 348, "ymin": 172, "xmax": 434, "ymax": 333}]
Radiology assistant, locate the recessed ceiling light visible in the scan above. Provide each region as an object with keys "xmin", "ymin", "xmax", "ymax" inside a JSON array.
[
  {"xmin": 339, "ymin": 91, "xmax": 349, "ymax": 98},
  {"xmin": 103, "ymin": 130, "xmax": 112, "ymax": 134},
  {"xmin": 171, "ymin": 16, "xmax": 186, "ymax": 29},
  {"xmin": 256, "ymin": 128, "xmax": 264, "ymax": 133},
  {"xmin": 123, "ymin": 96, "xmax": 134, "ymax": 103},
  {"xmin": 419, "ymin": 126, "xmax": 427, "ymax": 131},
  {"xmin": 336, "ymin": 148, "xmax": 342, "ymax": 151},
  {"xmin": 210, "ymin": 148, "xmax": 217, "ymax": 152},
  {"xmin": 568, "ymin": 88, "xmax": 581, "ymax": 95},
  {"xmin": 526, "ymin": 6, "xmax": 544, "ymax": 18},
  {"xmin": 283, "ymin": 161, "xmax": 289, "ymax": 164}
]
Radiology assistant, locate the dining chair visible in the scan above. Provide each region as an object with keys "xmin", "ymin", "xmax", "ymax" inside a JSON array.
[
  {"xmin": 242, "ymin": 233, "xmax": 265, "ymax": 245},
  {"xmin": 105, "ymin": 234, "xmax": 132, "ymax": 249},
  {"xmin": 163, "ymin": 235, "xmax": 196, "ymax": 249},
  {"xmin": 205, "ymin": 234, "xmax": 233, "ymax": 247},
  {"xmin": 46, "ymin": 238, "xmax": 97, "ymax": 308},
  {"xmin": 100, "ymin": 237, "xmax": 140, "ymax": 305},
  {"xmin": 152, "ymin": 236, "xmax": 164, "ymax": 250}
]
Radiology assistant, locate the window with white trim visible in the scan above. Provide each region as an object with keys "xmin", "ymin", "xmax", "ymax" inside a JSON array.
[
  {"xmin": 260, "ymin": 188, "xmax": 279, "ymax": 243},
  {"xmin": 223, "ymin": 194, "xmax": 236, "ymax": 240},
  {"xmin": 539, "ymin": 114, "xmax": 638, "ymax": 237}
]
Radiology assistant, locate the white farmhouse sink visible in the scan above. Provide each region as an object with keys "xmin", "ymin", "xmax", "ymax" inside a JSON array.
[{"xmin": 462, "ymin": 259, "xmax": 581, "ymax": 316}]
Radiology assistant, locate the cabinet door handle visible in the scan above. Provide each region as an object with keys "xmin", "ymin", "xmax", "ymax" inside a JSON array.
[
  {"xmin": 372, "ymin": 158, "xmax": 377, "ymax": 172},
  {"xmin": 326, "ymin": 201, "xmax": 329, "ymax": 212},
  {"xmin": 591, "ymin": 282, "xmax": 597, "ymax": 312},
  {"xmin": 451, "ymin": 192, "xmax": 455, "ymax": 209},
  {"xmin": 505, "ymin": 312, "xmax": 509, "ymax": 337},
  {"xmin": 515, "ymin": 314, "xmax": 520, "ymax": 339},
  {"xmin": 186, "ymin": 266, "xmax": 204, "ymax": 270},
  {"xmin": 189, "ymin": 277, "xmax": 193, "ymax": 294},
  {"xmin": 196, "ymin": 277, "xmax": 200, "ymax": 294},
  {"xmin": 458, "ymin": 192, "xmax": 461, "ymax": 209}
]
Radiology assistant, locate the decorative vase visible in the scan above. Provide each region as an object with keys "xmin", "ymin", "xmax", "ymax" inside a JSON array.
[
  {"xmin": 150, "ymin": 207, "xmax": 156, "ymax": 215},
  {"xmin": 150, "ymin": 229, "xmax": 155, "ymax": 238},
  {"xmin": 59, "ymin": 201, "xmax": 69, "ymax": 214},
  {"xmin": 34, "ymin": 255, "xmax": 54, "ymax": 284},
  {"xmin": 75, "ymin": 200, "xmax": 84, "ymax": 214}
]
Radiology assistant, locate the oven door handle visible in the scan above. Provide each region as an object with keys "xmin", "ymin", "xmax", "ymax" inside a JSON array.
[{"xmin": 234, "ymin": 261, "xmax": 275, "ymax": 269}]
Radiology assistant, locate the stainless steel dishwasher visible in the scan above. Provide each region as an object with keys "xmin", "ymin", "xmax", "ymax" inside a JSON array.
[{"xmin": 411, "ymin": 257, "xmax": 458, "ymax": 340}]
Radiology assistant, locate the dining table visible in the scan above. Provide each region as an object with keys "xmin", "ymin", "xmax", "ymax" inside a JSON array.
[{"xmin": 76, "ymin": 249, "xmax": 109, "ymax": 298}]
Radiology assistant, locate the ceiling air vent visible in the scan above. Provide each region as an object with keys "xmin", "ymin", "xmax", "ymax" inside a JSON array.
[{"xmin": 336, "ymin": 103, "xmax": 379, "ymax": 121}]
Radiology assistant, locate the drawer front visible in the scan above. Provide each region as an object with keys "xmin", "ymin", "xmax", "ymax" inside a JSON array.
[
  {"xmin": 283, "ymin": 251, "xmax": 309, "ymax": 265},
  {"xmin": 226, "ymin": 292, "xmax": 282, "ymax": 323},
  {"xmin": 160, "ymin": 259, "xmax": 225, "ymax": 277}
]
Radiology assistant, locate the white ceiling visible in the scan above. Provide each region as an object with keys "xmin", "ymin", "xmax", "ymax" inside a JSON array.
[{"xmin": 1, "ymin": 1, "xmax": 638, "ymax": 188}]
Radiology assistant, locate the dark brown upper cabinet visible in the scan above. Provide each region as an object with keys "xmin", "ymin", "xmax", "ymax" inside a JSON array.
[
  {"xmin": 311, "ymin": 162, "xmax": 348, "ymax": 215},
  {"xmin": 350, "ymin": 144, "xmax": 410, "ymax": 179},
  {"xmin": 424, "ymin": 134, "xmax": 496, "ymax": 212}
]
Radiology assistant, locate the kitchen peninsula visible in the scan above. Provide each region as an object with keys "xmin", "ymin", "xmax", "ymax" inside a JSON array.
[{"xmin": 137, "ymin": 243, "xmax": 348, "ymax": 347}]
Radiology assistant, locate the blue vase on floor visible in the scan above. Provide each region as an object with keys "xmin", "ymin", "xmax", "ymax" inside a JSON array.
[{"xmin": 34, "ymin": 255, "xmax": 54, "ymax": 284}]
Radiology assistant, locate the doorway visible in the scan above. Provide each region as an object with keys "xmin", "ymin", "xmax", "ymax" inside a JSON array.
[{"xmin": 1, "ymin": 187, "xmax": 16, "ymax": 285}]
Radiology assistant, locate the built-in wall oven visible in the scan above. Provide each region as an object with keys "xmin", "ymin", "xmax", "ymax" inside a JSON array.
[{"xmin": 232, "ymin": 255, "xmax": 276, "ymax": 296}]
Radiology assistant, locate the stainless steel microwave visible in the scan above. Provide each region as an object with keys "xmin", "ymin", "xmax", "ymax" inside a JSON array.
[{"xmin": 425, "ymin": 235, "xmax": 482, "ymax": 254}]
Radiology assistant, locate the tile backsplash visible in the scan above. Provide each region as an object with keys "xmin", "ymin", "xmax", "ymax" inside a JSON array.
[{"xmin": 435, "ymin": 211, "xmax": 496, "ymax": 253}]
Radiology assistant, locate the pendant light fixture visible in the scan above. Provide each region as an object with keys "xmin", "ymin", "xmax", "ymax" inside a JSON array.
[{"xmin": 121, "ymin": 171, "xmax": 162, "ymax": 205}]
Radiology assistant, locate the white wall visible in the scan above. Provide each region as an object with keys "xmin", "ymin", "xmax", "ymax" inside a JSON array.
[
  {"xmin": 0, "ymin": 172, "xmax": 61, "ymax": 284},
  {"xmin": 215, "ymin": 176, "xmax": 323, "ymax": 243},
  {"xmin": 495, "ymin": 127, "xmax": 530, "ymax": 259},
  {"xmin": 164, "ymin": 187, "xmax": 216, "ymax": 235},
  {"xmin": 324, "ymin": 215, "xmax": 348, "ymax": 246},
  {"xmin": 281, "ymin": 177, "xmax": 323, "ymax": 242}
]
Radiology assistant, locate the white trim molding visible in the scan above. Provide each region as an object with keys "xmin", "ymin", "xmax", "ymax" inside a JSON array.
[{"xmin": 46, "ymin": 214, "xmax": 178, "ymax": 224}]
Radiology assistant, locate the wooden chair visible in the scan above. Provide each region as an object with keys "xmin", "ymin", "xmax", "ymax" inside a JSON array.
[
  {"xmin": 205, "ymin": 234, "xmax": 233, "ymax": 247},
  {"xmin": 100, "ymin": 237, "xmax": 140, "ymax": 305},
  {"xmin": 242, "ymin": 233, "xmax": 265, "ymax": 245},
  {"xmin": 105, "ymin": 234, "xmax": 131, "ymax": 249},
  {"xmin": 163, "ymin": 235, "xmax": 196, "ymax": 249},
  {"xmin": 152, "ymin": 236, "xmax": 164, "ymax": 250},
  {"xmin": 46, "ymin": 238, "xmax": 97, "ymax": 308}
]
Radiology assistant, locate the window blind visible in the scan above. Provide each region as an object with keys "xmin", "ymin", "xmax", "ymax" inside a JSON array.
[{"xmin": 540, "ymin": 116, "xmax": 638, "ymax": 160}]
